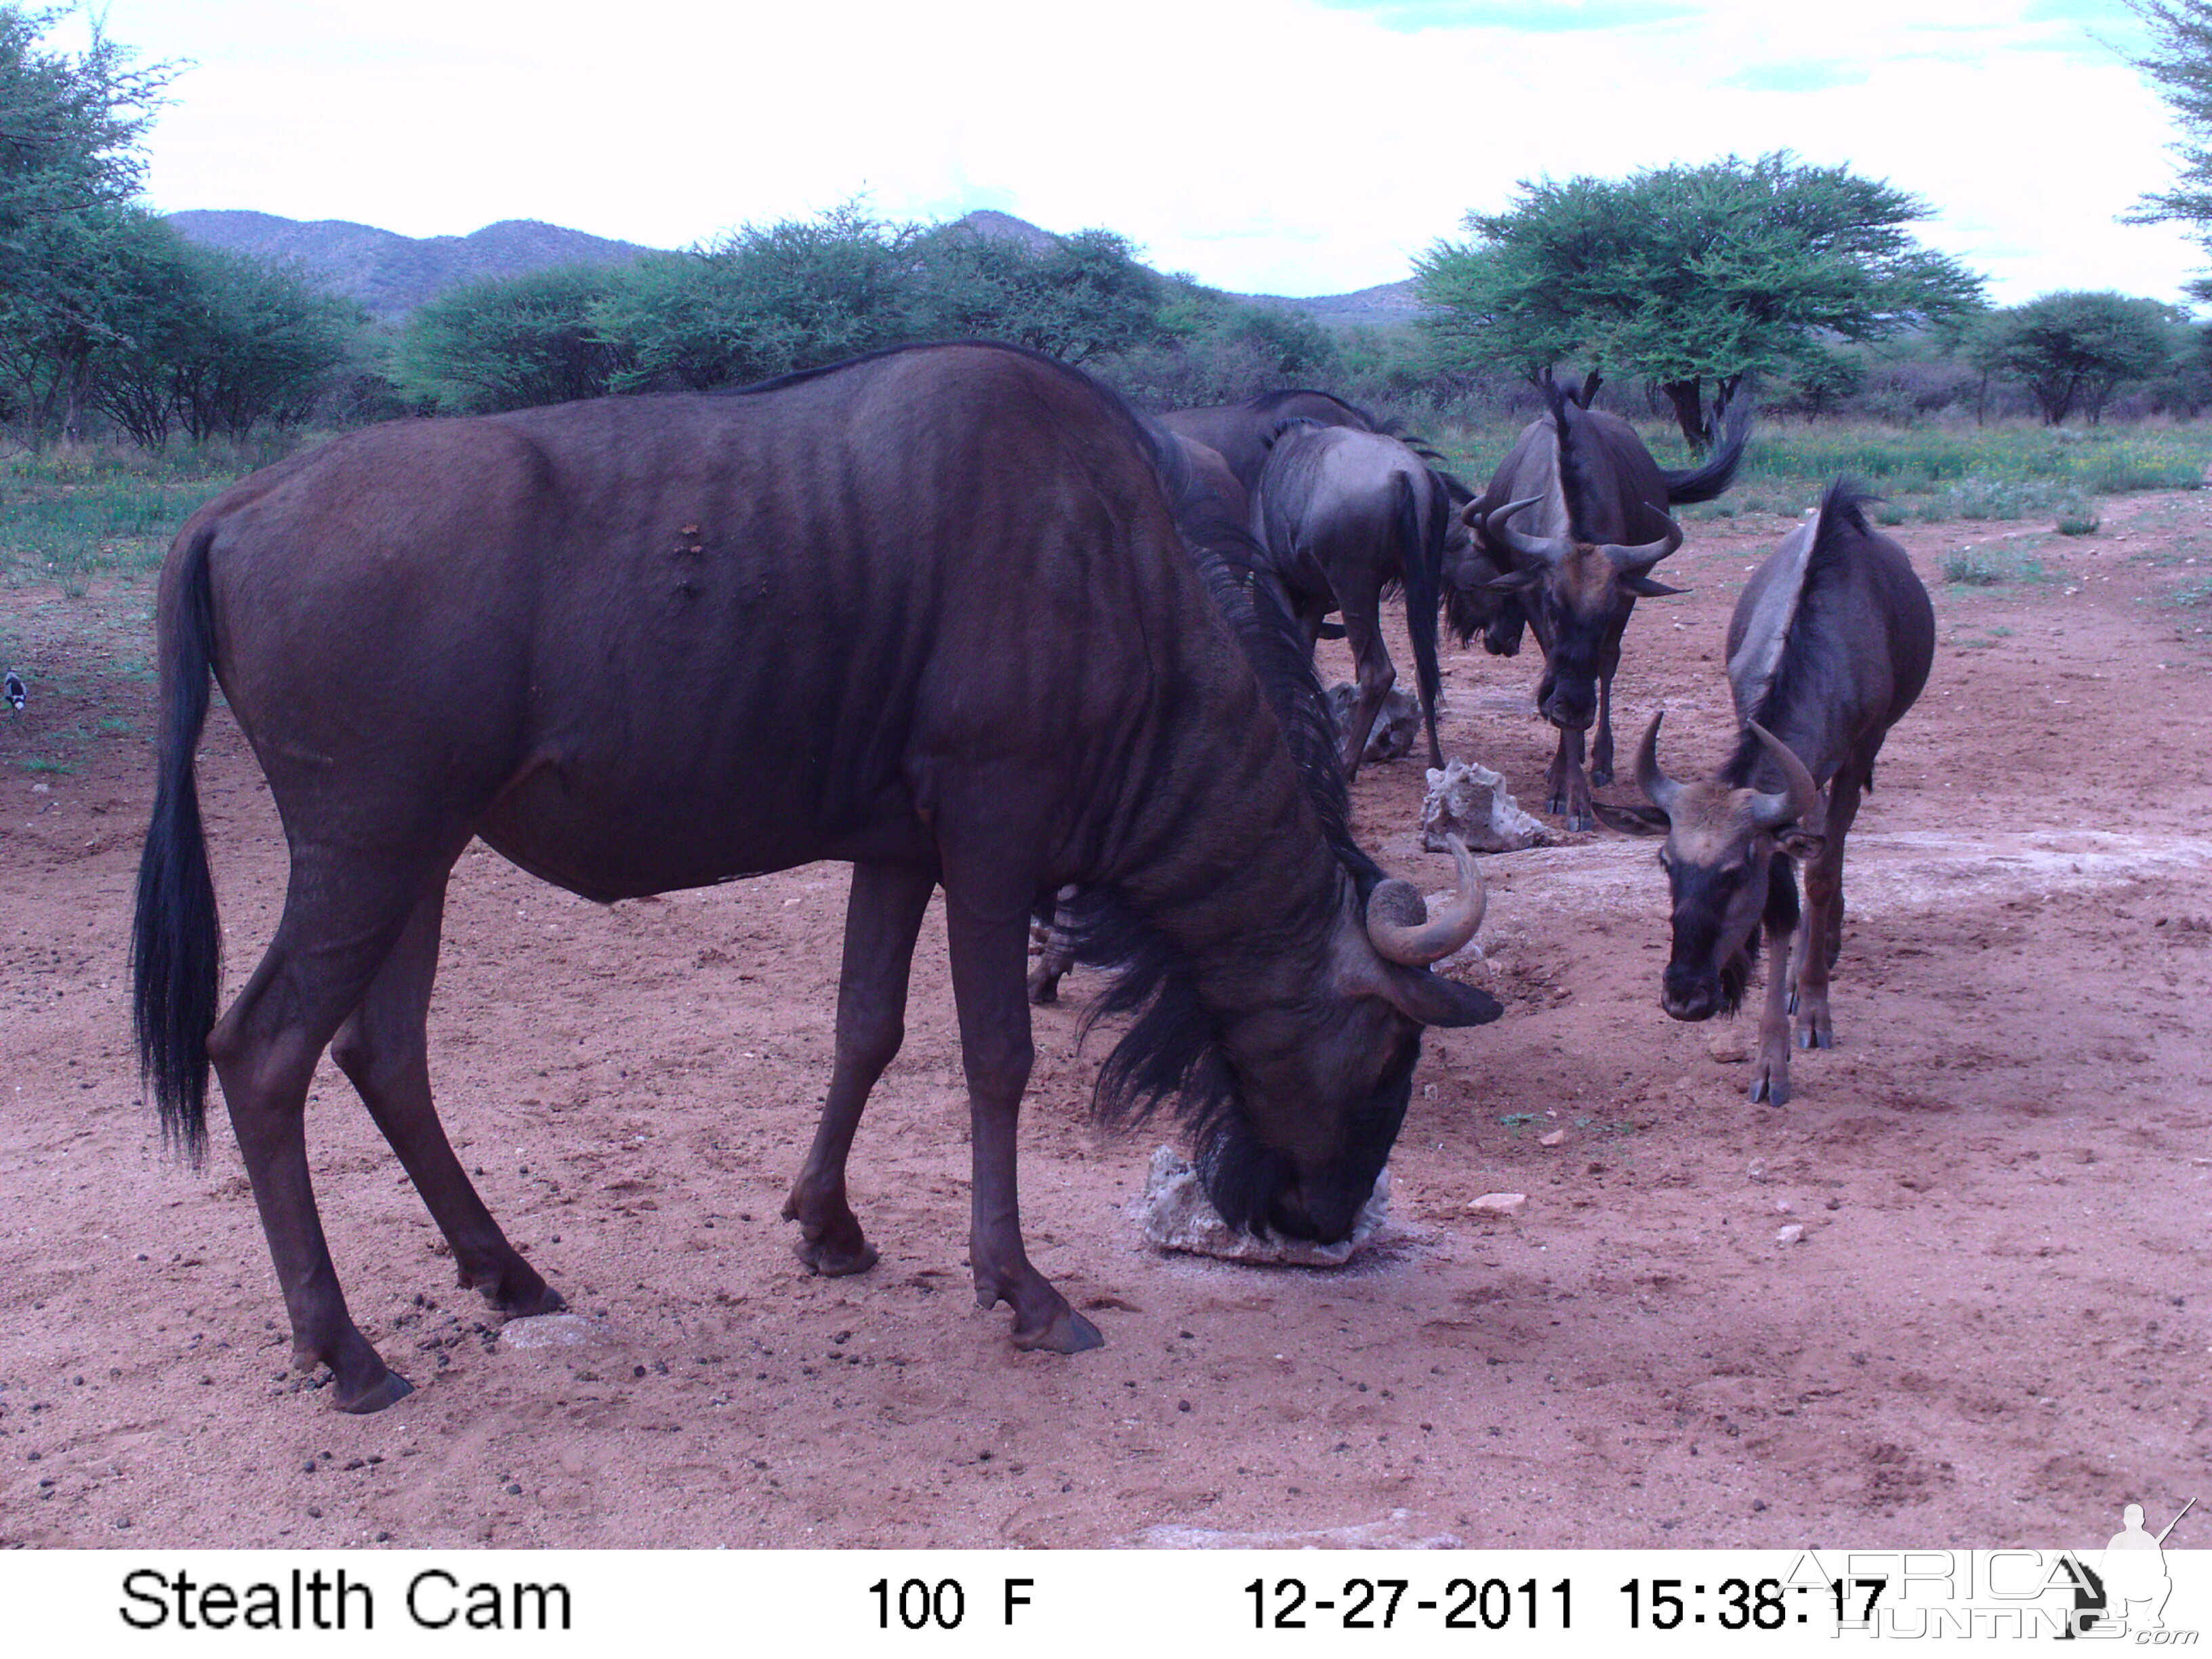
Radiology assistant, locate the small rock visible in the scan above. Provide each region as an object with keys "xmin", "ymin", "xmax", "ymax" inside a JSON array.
[
  {"xmin": 1135, "ymin": 1146, "xmax": 1389, "ymax": 1265},
  {"xmin": 1465, "ymin": 1192, "xmax": 1528, "ymax": 1219},
  {"xmin": 1708, "ymin": 1034, "xmax": 1748, "ymax": 1063},
  {"xmin": 1776, "ymin": 1223, "xmax": 1806, "ymax": 1245},
  {"xmin": 1538, "ymin": 1129, "xmax": 1568, "ymax": 1148},
  {"xmin": 497, "ymin": 1313, "xmax": 614, "ymax": 1351},
  {"xmin": 1421, "ymin": 760, "xmax": 1546, "ymax": 853},
  {"xmin": 31, "ymin": 781, "xmax": 50, "ymax": 795},
  {"xmin": 1326, "ymin": 683, "xmax": 1422, "ymax": 764},
  {"xmin": 1774, "ymin": 1199, "xmax": 1795, "ymax": 1214}
]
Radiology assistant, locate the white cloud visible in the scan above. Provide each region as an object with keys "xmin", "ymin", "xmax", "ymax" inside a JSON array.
[{"xmin": 55, "ymin": 0, "xmax": 2207, "ymax": 304}]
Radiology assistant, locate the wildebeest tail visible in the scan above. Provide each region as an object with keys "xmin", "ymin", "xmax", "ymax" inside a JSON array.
[
  {"xmin": 132, "ymin": 524, "xmax": 222, "ymax": 1163},
  {"xmin": 1398, "ymin": 468, "xmax": 1445, "ymax": 765},
  {"xmin": 1662, "ymin": 404, "xmax": 1751, "ymax": 504}
]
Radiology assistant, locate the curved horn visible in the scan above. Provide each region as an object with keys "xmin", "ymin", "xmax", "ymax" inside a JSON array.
[
  {"xmin": 1635, "ymin": 708, "xmax": 1684, "ymax": 817},
  {"xmin": 1602, "ymin": 510, "xmax": 1685, "ymax": 573},
  {"xmin": 1366, "ymin": 834, "xmax": 1488, "ymax": 966},
  {"xmin": 1484, "ymin": 496, "xmax": 1565, "ymax": 565},
  {"xmin": 1744, "ymin": 721, "xmax": 1819, "ymax": 830}
]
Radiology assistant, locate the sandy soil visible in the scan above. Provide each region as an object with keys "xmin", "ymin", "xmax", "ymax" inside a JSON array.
[{"xmin": 3, "ymin": 489, "xmax": 2209, "ymax": 1551}]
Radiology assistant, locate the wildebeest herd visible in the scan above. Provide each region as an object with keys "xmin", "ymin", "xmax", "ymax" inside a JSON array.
[{"xmin": 131, "ymin": 343, "xmax": 1929, "ymax": 1412}]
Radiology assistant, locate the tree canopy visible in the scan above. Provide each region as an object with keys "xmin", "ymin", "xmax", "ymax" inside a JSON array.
[
  {"xmin": 1416, "ymin": 152, "xmax": 1986, "ymax": 447},
  {"xmin": 2124, "ymin": 0, "xmax": 2212, "ymax": 289},
  {"xmin": 1967, "ymin": 291, "xmax": 2185, "ymax": 426}
]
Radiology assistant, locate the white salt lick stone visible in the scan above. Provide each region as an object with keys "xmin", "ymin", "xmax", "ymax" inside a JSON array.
[
  {"xmin": 498, "ymin": 1313, "xmax": 614, "ymax": 1351},
  {"xmin": 1136, "ymin": 1145, "xmax": 1389, "ymax": 1266},
  {"xmin": 1421, "ymin": 759, "xmax": 1547, "ymax": 854}
]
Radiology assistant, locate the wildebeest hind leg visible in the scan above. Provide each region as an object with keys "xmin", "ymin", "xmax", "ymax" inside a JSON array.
[
  {"xmin": 783, "ymin": 861, "xmax": 935, "ymax": 1277},
  {"xmin": 1337, "ymin": 592, "xmax": 1393, "ymax": 781},
  {"xmin": 207, "ymin": 846, "xmax": 455, "ymax": 1414},
  {"xmin": 943, "ymin": 887, "xmax": 1103, "ymax": 1355},
  {"xmin": 331, "ymin": 876, "xmax": 561, "ymax": 1319}
]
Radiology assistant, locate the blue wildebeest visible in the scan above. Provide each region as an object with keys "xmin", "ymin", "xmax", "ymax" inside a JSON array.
[
  {"xmin": 1250, "ymin": 420, "xmax": 1457, "ymax": 778},
  {"xmin": 1446, "ymin": 385, "xmax": 1748, "ymax": 830},
  {"xmin": 133, "ymin": 343, "xmax": 1499, "ymax": 1412},
  {"xmin": 1158, "ymin": 388, "xmax": 1379, "ymax": 495},
  {"xmin": 1635, "ymin": 479, "xmax": 1933, "ymax": 1105}
]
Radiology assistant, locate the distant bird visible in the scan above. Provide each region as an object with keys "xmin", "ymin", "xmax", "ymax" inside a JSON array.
[{"xmin": 3, "ymin": 671, "xmax": 22, "ymax": 713}]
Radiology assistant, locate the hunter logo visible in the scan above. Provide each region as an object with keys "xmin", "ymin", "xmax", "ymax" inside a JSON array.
[{"xmin": 2066, "ymin": 1499, "xmax": 2196, "ymax": 1641}]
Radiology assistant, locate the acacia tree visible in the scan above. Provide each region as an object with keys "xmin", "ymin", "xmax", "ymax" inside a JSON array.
[
  {"xmin": 1968, "ymin": 291, "xmax": 2184, "ymax": 424},
  {"xmin": 907, "ymin": 224, "xmax": 1163, "ymax": 365},
  {"xmin": 1416, "ymin": 152, "xmax": 1985, "ymax": 448},
  {"xmin": 393, "ymin": 264, "xmax": 634, "ymax": 413},
  {"xmin": 593, "ymin": 203, "xmax": 921, "ymax": 392},
  {"xmin": 0, "ymin": 5, "xmax": 176, "ymax": 443},
  {"xmin": 2125, "ymin": 0, "xmax": 2212, "ymax": 287}
]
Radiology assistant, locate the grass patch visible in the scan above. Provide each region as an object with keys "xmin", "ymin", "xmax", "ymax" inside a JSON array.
[
  {"xmin": 1425, "ymin": 417, "xmax": 2212, "ymax": 529},
  {"xmin": 1943, "ymin": 550, "xmax": 2006, "ymax": 586},
  {"xmin": 19, "ymin": 754, "xmax": 75, "ymax": 774}
]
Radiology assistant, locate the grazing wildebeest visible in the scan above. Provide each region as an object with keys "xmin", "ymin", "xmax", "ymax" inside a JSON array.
[
  {"xmin": 1158, "ymin": 388, "xmax": 1378, "ymax": 494},
  {"xmin": 1635, "ymin": 479, "xmax": 1933, "ymax": 1105},
  {"xmin": 1250, "ymin": 420, "xmax": 1456, "ymax": 778},
  {"xmin": 134, "ymin": 342, "xmax": 1500, "ymax": 1412},
  {"xmin": 1445, "ymin": 386, "xmax": 1748, "ymax": 830}
]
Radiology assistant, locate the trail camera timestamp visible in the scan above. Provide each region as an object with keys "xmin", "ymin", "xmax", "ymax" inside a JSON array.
[{"xmin": 1246, "ymin": 1576, "xmax": 1572, "ymax": 1631}]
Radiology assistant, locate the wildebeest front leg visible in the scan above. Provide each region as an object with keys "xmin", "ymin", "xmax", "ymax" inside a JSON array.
[
  {"xmin": 331, "ymin": 877, "xmax": 560, "ymax": 1320},
  {"xmin": 1337, "ymin": 592, "xmax": 1393, "ymax": 781},
  {"xmin": 1547, "ymin": 726, "xmax": 1594, "ymax": 831},
  {"xmin": 1589, "ymin": 663, "xmax": 1617, "ymax": 788},
  {"xmin": 784, "ymin": 861, "xmax": 937, "ymax": 1275},
  {"xmin": 943, "ymin": 890, "xmax": 1103, "ymax": 1355},
  {"xmin": 1749, "ymin": 863, "xmax": 1802, "ymax": 1105},
  {"xmin": 1795, "ymin": 769, "xmax": 1865, "ymax": 1050}
]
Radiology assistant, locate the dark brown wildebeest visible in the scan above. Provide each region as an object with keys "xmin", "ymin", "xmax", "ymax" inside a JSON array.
[
  {"xmin": 1635, "ymin": 479, "xmax": 1933, "ymax": 1105},
  {"xmin": 1250, "ymin": 420, "xmax": 1456, "ymax": 777},
  {"xmin": 133, "ymin": 342, "xmax": 1500, "ymax": 1413},
  {"xmin": 1445, "ymin": 385, "xmax": 1748, "ymax": 830},
  {"xmin": 1158, "ymin": 388, "xmax": 1378, "ymax": 494}
]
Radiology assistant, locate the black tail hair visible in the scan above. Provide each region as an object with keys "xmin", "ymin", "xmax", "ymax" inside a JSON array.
[
  {"xmin": 1662, "ymin": 403, "xmax": 1752, "ymax": 505},
  {"xmin": 132, "ymin": 525, "xmax": 222, "ymax": 1163},
  {"xmin": 1397, "ymin": 469, "xmax": 1445, "ymax": 766}
]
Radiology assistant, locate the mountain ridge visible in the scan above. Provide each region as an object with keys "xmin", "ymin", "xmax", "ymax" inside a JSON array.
[{"xmin": 163, "ymin": 208, "xmax": 1427, "ymax": 327}]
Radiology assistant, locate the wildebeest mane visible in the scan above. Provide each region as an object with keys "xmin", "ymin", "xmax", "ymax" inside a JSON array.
[
  {"xmin": 1725, "ymin": 477, "xmax": 1878, "ymax": 787},
  {"xmin": 1242, "ymin": 386, "xmax": 1385, "ymax": 429},
  {"xmin": 1546, "ymin": 380, "xmax": 1601, "ymax": 544},
  {"xmin": 1066, "ymin": 422, "xmax": 1382, "ymax": 1145}
]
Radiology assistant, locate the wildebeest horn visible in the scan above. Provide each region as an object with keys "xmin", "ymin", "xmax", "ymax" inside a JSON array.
[
  {"xmin": 1745, "ymin": 721, "xmax": 1820, "ymax": 830},
  {"xmin": 1603, "ymin": 511, "xmax": 1685, "ymax": 573},
  {"xmin": 1365, "ymin": 834, "xmax": 1487, "ymax": 966},
  {"xmin": 1485, "ymin": 497, "xmax": 1565, "ymax": 565},
  {"xmin": 1635, "ymin": 709, "xmax": 1683, "ymax": 817}
]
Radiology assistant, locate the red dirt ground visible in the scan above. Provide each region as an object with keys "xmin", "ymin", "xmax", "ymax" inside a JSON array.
[{"xmin": 3, "ymin": 491, "xmax": 2209, "ymax": 1550}]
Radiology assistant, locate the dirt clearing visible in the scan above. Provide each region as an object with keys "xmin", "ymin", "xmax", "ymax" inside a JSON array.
[{"xmin": 2, "ymin": 492, "xmax": 2207, "ymax": 1549}]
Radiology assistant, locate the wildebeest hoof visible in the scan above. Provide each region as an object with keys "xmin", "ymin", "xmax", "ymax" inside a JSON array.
[
  {"xmin": 1589, "ymin": 765, "xmax": 1614, "ymax": 788},
  {"xmin": 1795, "ymin": 1024, "xmax": 1833, "ymax": 1050},
  {"xmin": 1786, "ymin": 989, "xmax": 1799, "ymax": 1015},
  {"xmin": 485, "ymin": 1273, "xmax": 565, "ymax": 1319},
  {"xmin": 1025, "ymin": 968, "xmax": 1061, "ymax": 1006},
  {"xmin": 1565, "ymin": 811, "xmax": 1594, "ymax": 832},
  {"xmin": 1012, "ymin": 1307, "xmax": 1105, "ymax": 1355},
  {"xmin": 334, "ymin": 1368, "xmax": 415, "ymax": 1415},
  {"xmin": 795, "ymin": 1235, "xmax": 879, "ymax": 1277},
  {"xmin": 1748, "ymin": 1070, "xmax": 1790, "ymax": 1107}
]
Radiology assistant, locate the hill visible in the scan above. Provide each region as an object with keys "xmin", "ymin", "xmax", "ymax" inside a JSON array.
[
  {"xmin": 163, "ymin": 211, "xmax": 659, "ymax": 319},
  {"xmin": 163, "ymin": 208, "xmax": 1429, "ymax": 327}
]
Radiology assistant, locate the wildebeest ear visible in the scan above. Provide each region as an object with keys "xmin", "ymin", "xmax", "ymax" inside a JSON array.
[
  {"xmin": 1776, "ymin": 829, "xmax": 1826, "ymax": 861},
  {"xmin": 1622, "ymin": 575, "xmax": 1687, "ymax": 598},
  {"xmin": 1376, "ymin": 966, "xmax": 1503, "ymax": 1029}
]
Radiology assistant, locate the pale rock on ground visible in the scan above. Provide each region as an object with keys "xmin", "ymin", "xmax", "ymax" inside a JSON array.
[
  {"xmin": 1328, "ymin": 682, "xmax": 1422, "ymax": 764},
  {"xmin": 1421, "ymin": 758, "xmax": 1547, "ymax": 853},
  {"xmin": 1135, "ymin": 1145, "xmax": 1390, "ymax": 1265}
]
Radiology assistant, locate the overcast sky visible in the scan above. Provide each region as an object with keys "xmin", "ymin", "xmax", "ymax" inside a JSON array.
[{"xmin": 54, "ymin": 0, "xmax": 2211, "ymax": 306}]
